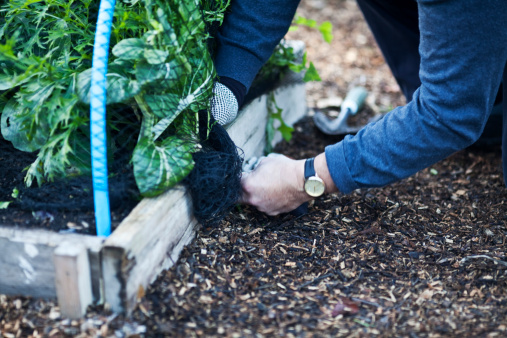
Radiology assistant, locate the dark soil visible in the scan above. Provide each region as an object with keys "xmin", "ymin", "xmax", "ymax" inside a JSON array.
[
  {"xmin": 0, "ymin": 137, "xmax": 138, "ymax": 235},
  {"xmin": 1, "ymin": 0, "xmax": 507, "ymax": 337}
]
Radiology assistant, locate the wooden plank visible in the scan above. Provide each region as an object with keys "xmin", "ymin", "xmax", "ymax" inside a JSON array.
[
  {"xmin": 53, "ymin": 241, "xmax": 93, "ymax": 318},
  {"xmin": 102, "ymin": 64, "xmax": 307, "ymax": 313},
  {"xmin": 0, "ymin": 227, "xmax": 103, "ymax": 301},
  {"xmin": 102, "ymin": 187, "xmax": 198, "ymax": 312},
  {"xmin": 86, "ymin": 239, "xmax": 104, "ymax": 303}
]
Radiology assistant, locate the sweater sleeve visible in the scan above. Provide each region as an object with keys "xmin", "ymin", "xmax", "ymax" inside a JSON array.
[
  {"xmin": 214, "ymin": 0, "xmax": 301, "ymax": 90},
  {"xmin": 325, "ymin": 0, "xmax": 507, "ymax": 193}
]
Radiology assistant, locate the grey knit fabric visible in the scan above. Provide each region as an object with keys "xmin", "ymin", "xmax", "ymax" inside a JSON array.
[{"xmin": 211, "ymin": 82, "xmax": 238, "ymax": 125}]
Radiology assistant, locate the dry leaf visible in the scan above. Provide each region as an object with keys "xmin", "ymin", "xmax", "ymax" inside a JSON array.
[{"xmin": 331, "ymin": 297, "xmax": 360, "ymax": 317}]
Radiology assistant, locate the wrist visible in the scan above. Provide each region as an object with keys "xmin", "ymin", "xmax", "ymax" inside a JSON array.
[
  {"xmin": 293, "ymin": 159, "xmax": 312, "ymax": 200},
  {"xmin": 218, "ymin": 76, "xmax": 246, "ymax": 107},
  {"xmin": 314, "ymin": 153, "xmax": 338, "ymax": 194}
]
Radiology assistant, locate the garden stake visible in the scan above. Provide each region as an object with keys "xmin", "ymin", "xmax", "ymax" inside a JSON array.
[{"xmin": 90, "ymin": 0, "xmax": 116, "ymax": 237}]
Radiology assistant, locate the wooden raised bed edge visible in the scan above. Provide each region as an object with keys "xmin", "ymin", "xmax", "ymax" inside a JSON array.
[
  {"xmin": 0, "ymin": 41, "xmax": 307, "ymax": 317},
  {"xmin": 0, "ymin": 228, "xmax": 103, "ymax": 318}
]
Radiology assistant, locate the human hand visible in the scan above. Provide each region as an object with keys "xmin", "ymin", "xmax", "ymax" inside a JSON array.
[
  {"xmin": 240, "ymin": 153, "xmax": 311, "ymax": 215},
  {"xmin": 210, "ymin": 82, "xmax": 239, "ymax": 125}
]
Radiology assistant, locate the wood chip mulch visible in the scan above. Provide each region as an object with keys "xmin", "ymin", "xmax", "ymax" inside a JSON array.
[{"xmin": 122, "ymin": 119, "xmax": 507, "ymax": 337}]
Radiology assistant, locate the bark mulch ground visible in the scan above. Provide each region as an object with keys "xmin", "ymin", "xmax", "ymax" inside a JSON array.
[
  {"xmin": 1, "ymin": 117, "xmax": 506, "ymax": 338},
  {"xmin": 1, "ymin": 0, "xmax": 507, "ymax": 337}
]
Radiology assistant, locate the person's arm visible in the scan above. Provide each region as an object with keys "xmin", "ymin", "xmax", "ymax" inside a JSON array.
[
  {"xmin": 241, "ymin": 0, "xmax": 507, "ymax": 215},
  {"xmin": 210, "ymin": 0, "xmax": 301, "ymax": 125},
  {"xmin": 325, "ymin": 0, "xmax": 507, "ymax": 193},
  {"xmin": 214, "ymin": 0, "xmax": 301, "ymax": 91}
]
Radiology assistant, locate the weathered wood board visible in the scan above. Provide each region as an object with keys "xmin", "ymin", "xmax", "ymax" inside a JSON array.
[
  {"xmin": 0, "ymin": 227, "xmax": 103, "ymax": 302},
  {"xmin": 53, "ymin": 241, "xmax": 94, "ymax": 319}
]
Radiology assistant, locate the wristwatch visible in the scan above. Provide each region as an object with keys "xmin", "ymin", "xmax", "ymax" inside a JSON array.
[{"xmin": 304, "ymin": 158, "xmax": 326, "ymax": 197}]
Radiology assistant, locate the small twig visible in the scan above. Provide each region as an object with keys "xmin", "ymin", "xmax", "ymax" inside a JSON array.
[
  {"xmin": 298, "ymin": 273, "xmax": 334, "ymax": 290},
  {"xmin": 460, "ymin": 255, "xmax": 507, "ymax": 267},
  {"xmin": 351, "ymin": 297, "xmax": 381, "ymax": 308}
]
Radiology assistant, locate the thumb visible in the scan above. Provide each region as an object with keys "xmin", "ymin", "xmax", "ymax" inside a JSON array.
[{"xmin": 238, "ymin": 171, "xmax": 251, "ymax": 204}]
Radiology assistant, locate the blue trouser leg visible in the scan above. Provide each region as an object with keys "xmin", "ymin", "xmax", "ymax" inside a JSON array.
[
  {"xmin": 357, "ymin": 0, "xmax": 504, "ymax": 148},
  {"xmin": 356, "ymin": 0, "xmax": 420, "ymax": 101},
  {"xmin": 503, "ymin": 64, "xmax": 507, "ymax": 185}
]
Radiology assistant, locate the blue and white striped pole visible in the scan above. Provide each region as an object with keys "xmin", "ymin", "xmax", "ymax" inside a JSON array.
[{"xmin": 90, "ymin": 0, "xmax": 116, "ymax": 236}]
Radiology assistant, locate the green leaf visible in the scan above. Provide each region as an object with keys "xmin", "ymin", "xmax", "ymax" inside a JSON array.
[
  {"xmin": 135, "ymin": 61, "xmax": 170, "ymax": 85},
  {"xmin": 1, "ymin": 99, "xmax": 49, "ymax": 152},
  {"xmin": 265, "ymin": 116, "xmax": 276, "ymax": 154},
  {"xmin": 106, "ymin": 74, "xmax": 141, "ymax": 103},
  {"xmin": 112, "ymin": 38, "xmax": 146, "ymax": 60},
  {"xmin": 293, "ymin": 15, "xmax": 317, "ymax": 28},
  {"xmin": 132, "ymin": 136, "xmax": 195, "ymax": 197},
  {"xmin": 24, "ymin": 83, "xmax": 56, "ymax": 108},
  {"xmin": 0, "ymin": 72, "xmax": 19, "ymax": 90},
  {"xmin": 0, "ymin": 202, "xmax": 11, "ymax": 209},
  {"xmin": 288, "ymin": 52, "xmax": 308, "ymax": 73},
  {"xmin": 77, "ymin": 69, "xmax": 141, "ymax": 104},
  {"xmin": 303, "ymin": 62, "xmax": 322, "ymax": 82},
  {"xmin": 144, "ymin": 93, "xmax": 181, "ymax": 119},
  {"xmin": 11, "ymin": 187, "xmax": 19, "ymax": 199},
  {"xmin": 278, "ymin": 121, "xmax": 294, "ymax": 142},
  {"xmin": 151, "ymin": 92, "xmax": 196, "ymax": 140},
  {"xmin": 1, "ymin": 0, "xmax": 226, "ymax": 195},
  {"xmin": 143, "ymin": 48, "xmax": 169, "ymax": 64},
  {"xmin": 265, "ymin": 93, "xmax": 294, "ymax": 153},
  {"xmin": 76, "ymin": 68, "xmax": 93, "ymax": 103},
  {"xmin": 318, "ymin": 21, "xmax": 334, "ymax": 43},
  {"xmin": 291, "ymin": 16, "xmax": 333, "ymax": 43}
]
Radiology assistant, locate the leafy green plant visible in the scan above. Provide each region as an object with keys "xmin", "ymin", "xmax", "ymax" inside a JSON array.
[
  {"xmin": 290, "ymin": 15, "xmax": 333, "ymax": 43},
  {"xmin": 261, "ymin": 14, "xmax": 333, "ymax": 151},
  {"xmin": 0, "ymin": 0, "xmax": 227, "ymax": 197},
  {"xmin": 264, "ymin": 92, "xmax": 294, "ymax": 154},
  {"xmin": 0, "ymin": 188, "xmax": 19, "ymax": 210}
]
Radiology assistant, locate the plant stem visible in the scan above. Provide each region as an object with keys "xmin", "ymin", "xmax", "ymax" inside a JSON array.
[{"xmin": 135, "ymin": 94, "xmax": 154, "ymax": 141}]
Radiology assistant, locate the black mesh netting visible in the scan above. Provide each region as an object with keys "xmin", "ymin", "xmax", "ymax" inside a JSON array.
[
  {"xmin": 185, "ymin": 112, "xmax": 243, "ymax": 227},
  {"xmin": 0, "ymin": 0, "xmax": 243, "ymax": 229}
]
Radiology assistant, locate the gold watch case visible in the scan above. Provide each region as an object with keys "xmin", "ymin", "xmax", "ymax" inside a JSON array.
[{"xmin": 304, "ymin": 176, "xmax": 325, "ymax": 197}]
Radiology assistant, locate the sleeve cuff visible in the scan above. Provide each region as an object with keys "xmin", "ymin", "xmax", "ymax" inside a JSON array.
[
  {"xmin": 325, "ymin": 139, "xmax": 359, "ymax": 194},
  {"xmin": 214, "ymin": 39, "xmax": 265, "ymax": 91}
]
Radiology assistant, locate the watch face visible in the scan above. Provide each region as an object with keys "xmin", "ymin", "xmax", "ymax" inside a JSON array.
[{"xmin": 304, "ymin": 177, "xmax": 325, "ymax": 197}]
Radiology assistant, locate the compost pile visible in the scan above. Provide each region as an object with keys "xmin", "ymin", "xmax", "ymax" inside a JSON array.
[{"xmin": 1, "ymin": 0, "xmax": 506, "ymax": 336}]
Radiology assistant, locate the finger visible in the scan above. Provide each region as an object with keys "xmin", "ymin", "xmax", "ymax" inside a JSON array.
[
  {"xmin": 243, "ymin": 156, "xmax": 260, "ymax": 172},
  {"xmin": 267, "ymin": 152, "xmax": 284, "ymax": 158},
  {"xmin": 238, "ymin": 171, "xmax": 250, "ymax": 204},
  {"xmin": 253, "ymin": 156, "xmax": 266, "ymax": 170}
]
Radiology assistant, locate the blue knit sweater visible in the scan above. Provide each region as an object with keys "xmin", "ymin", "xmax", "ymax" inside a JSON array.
[{"xmin": 215, "ymin": 0, "xmax": 507, "ymax": 192}]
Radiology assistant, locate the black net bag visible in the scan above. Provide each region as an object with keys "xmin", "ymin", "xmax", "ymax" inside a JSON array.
[{"xmin": 185, "ymin": 112, "xmax": 244, "ymax": 227}]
